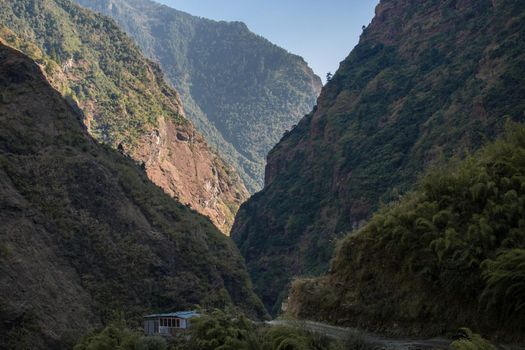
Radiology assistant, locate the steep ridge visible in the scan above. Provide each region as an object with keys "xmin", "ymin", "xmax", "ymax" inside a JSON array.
[
  {"xmin": 0, "ymin": 42, "xmax": 266, "ymax": 350},
  {"xmin": 0, "ymin": 0, "xmax": 248, "ymax": 234},
  {"xmin": 232, "ymin": 0, "xmax": 525, "ymax": 313},
  {"xmin": 288, "ymin": 124, "xmax": 525, "ymax": 340},
  {"xmin": 73, "ymin": 0, "xmax": 322, "ymax": 192}
]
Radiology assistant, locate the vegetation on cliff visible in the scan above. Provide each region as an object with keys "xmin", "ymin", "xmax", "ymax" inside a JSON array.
[
  {"xmin": 0, "ymin": 43, "xmax": 265, "ymax": 350},
  {"xmin": 0, "ymin": 0, "xmax": 248, "ymax": 234},
  {"xmin": 74, "ymin": 0, "xmax": 322, "ymax": 192},
  {"xmin": 288, "ymin": 124, "xmax": 525, "ymax": 339},
  {"xmin": 232, "ymin": 0, "xmax": 525, "ymax": 313}
]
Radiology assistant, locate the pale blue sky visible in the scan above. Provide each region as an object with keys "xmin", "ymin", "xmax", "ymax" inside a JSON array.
[{"xmin": 156, "ymin": 0, "xmax": 379, "ymax": 82}]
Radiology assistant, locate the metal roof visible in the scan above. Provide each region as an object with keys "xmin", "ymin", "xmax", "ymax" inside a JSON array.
[{"xmin": 143, "ymin": 310, "xmax": 200, "ymax": 319}]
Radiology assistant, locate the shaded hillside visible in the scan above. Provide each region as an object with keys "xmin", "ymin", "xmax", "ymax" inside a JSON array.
[
  {"xmin": 73, "ymin": 0, "xmax": 322, "ymax": 192},
  {"xmin": 232, "ymin": 0, "xmax": 525, "ymax": 313},
  {"xmin": 289, "ymin": 124, "xmax": 525, "ymax": 340},
  {"xmin": 0, "ymin": 42, "xmax": 266, "ymax": 350},
  {"xmin": 0, "ymin": 0, "xmax": 248, "ymax": 234}
]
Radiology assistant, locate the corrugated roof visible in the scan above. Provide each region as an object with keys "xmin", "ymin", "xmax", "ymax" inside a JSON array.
[{"xmin": 143, "ymin": 310, "xmax": 200, "ymax": 319}]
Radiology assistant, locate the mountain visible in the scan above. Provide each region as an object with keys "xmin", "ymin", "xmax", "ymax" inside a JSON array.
[
  {"xmin": 288, "ymin": 124, "xmax": 525, "ymax": 340},
  {"xmin": 0, "ymin": 42, "xmax": 266, "ymax": 350},
  {"xmin": 231, "ymin": 0, "xmax": 525, "ymax": 314},
  {"xmin": 0, "ymin": 0, "xmax": 248, "ymax": 234},
  {"xmin": 72, "ymin": 0, "xmax": 322, "ymax": 193}
]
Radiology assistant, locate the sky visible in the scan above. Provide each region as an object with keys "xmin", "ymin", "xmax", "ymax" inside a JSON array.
[{"xmin": 155, "ymin": 0, "xmax": 379, "ymax": 83}]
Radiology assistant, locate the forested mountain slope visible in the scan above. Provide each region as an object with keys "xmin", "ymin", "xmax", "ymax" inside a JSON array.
[
  {"xmin": 289, "ymin": 124, "xmax": 525, "ymax": 340},
  {"xmin": 73, "ymin": 0, "xmax": 322, "ymax": 192},
  {"xmin": 232, "ymin": 0, "xmax": 525, "ymax": 313},
  {"xmin": 0, "ymin": 0, "xmax": 248, "ymax": 234},
  {"xmin": 0, "ymin": 42, "xmax": 266, "ymax": 350}
]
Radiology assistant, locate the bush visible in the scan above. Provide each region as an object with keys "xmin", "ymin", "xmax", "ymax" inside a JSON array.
[
  {"xmin": 181, "ymin": 310, "xmax": 346, "ymax": 350},
  {"xmin": 450, "ymin": 328, "xmax": 496, "ymax": 350},
  {"xmin": 73, "ymin": 322, "xmax": 167, "ymax": 350},
  {"xmin": 481, "ymin": 249, "xmax": 525, "ymax": 320}
]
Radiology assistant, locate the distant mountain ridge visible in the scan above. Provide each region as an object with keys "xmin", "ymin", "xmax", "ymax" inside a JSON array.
[
  {"xmin": 0, "ymin": 42, "xmax": 266, "ymax": 349},
  {"xmin": 73, "ymin": 0, "xmax": 322, "ymax": 192},
  {"xmin": 0, "ymin": 0, "xmax": 248, "ymax": 234},
  {"xmin": 232, "ymin": 0, "xmax": 525, "ymax": 314}
]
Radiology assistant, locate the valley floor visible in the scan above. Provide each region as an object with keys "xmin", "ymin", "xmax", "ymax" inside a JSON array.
[
  {"xmin": 267, "ymin": 320, "xmax": 525, "ymax": 350},
  {"xmin": 268, "ymin": 319, "xmax": 449, "ymax": 349}
]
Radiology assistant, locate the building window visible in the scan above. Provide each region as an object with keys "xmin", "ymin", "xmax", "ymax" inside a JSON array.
[{"xmin": 158, "ymin": 317, "xmax": 183, "ymax": 328}]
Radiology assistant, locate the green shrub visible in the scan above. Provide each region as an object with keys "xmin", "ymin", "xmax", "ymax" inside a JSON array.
[
  {"xmin": 481, "ymin": 249, "xmax": 525, "ymax": 319},
  {"xmin": 180, "ymin": 310, "xmax": 346, "ymax": 350},
  {"xmin": 450, "ymin": 328, "xmax": 496, "ymax": 350},
  {"xmin": 74, "ymin": 322, "xmax": 168, "ymax": 350}
]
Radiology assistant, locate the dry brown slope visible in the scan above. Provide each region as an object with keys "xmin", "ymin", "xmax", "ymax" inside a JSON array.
[{"xmin": 0, "ymin": 0, "xmax": 247, "ymax": 234}]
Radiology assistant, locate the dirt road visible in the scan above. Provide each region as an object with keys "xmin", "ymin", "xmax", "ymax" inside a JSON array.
[{"xmin": 267, "ymin": 319, "xmax": 450, "ymax": 349}]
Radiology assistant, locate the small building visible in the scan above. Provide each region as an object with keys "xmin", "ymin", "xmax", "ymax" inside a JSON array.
[{"xmin": 143, "ymin": 311, "xmax": 199, "ymax": 336}]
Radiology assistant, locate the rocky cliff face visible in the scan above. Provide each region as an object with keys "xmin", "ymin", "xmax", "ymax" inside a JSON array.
[
  {"xmin": 0, "ymin": 0, "xmax": 248, "ymax": 234},
  {"xmin": 232, "ymin": 0, "xmax": 525, "ymax": 313},
  {"xmin": 73, "ymin": 0, "xmax": 322, "ymax": 193},
  {"xmin": 0, "ymin": 42, "xmax": 266, "ymax": 349},
  {"xmin": 139, "ymin": 120, "xmax": 247, "ymax": 233}
]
